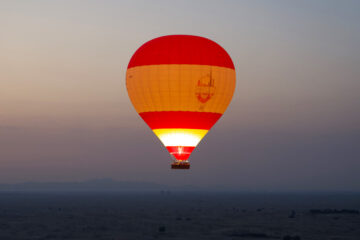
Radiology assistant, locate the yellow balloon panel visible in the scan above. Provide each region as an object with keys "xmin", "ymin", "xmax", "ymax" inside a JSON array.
[
  {"xmin": 126, "ymin": 64, "xmax": 236, "ymax": 114},
  {"xmin": 153, "ymin": 129, "xmax": 208, "ymax": 147}
]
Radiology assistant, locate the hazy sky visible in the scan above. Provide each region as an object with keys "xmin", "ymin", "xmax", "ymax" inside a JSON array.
[{"xmin": 1, "ymin": 0, "xmax": 360, "ymax": 190}]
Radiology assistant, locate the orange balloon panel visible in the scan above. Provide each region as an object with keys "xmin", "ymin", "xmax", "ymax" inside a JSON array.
[
  {"xmin": 126, "ymin": 35, "xmax": 236, "ymax": 165},
  {"xmin": 126, "ymin": 64, "xmax": 235, "ymax": 114}
]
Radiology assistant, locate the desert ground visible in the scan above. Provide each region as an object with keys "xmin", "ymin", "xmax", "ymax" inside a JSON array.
[{"xmin": 0, "ymin": 191, "xmax": 359, "ymax": 240}]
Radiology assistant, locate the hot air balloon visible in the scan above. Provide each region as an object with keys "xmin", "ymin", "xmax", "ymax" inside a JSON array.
[{"xmin": 126, "ymin": 35, "xmax": 235, "ymax": 169}]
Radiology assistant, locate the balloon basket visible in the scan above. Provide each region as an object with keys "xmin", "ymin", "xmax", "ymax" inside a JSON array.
[{"xmin": 171, "ymin": 161, "xmax": 190, "ymax": 170}]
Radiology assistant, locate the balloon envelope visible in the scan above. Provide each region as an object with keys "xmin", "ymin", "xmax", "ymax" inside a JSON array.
[{"xmin": 126, "ymin": 35, "xmax": 236, "ymax": 168}]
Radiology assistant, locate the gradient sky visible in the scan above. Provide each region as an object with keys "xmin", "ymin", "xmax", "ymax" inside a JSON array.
[{"xmin": 1, "ymin": 0, "xmax": 360, "ymax": 190}]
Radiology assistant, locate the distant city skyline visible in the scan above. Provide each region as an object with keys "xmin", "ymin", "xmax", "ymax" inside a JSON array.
[{"xmin": 1, "ymin": 0, "xmax": 359, "ymax": 191}]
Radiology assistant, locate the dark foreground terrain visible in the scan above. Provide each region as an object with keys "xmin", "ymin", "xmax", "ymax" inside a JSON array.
[{"xmin": 0, "ymin": 191, "xmax": 359, "ymax": 240}]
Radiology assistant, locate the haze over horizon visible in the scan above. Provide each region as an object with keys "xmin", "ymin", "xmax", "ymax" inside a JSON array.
[{"xmin": 1, "ymin": 0, "xmax": 359, "ymax": 191}]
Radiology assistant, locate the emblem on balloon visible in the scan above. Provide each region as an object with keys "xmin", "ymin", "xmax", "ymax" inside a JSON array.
[{"xmin": 196, "ymin": 71, "xmax": 216, "ymax": 111}]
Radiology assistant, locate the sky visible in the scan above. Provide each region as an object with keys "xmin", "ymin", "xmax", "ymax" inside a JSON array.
[{"xmin": 1, "ymin": 0, "xmax": 360, "ymax": 191}]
